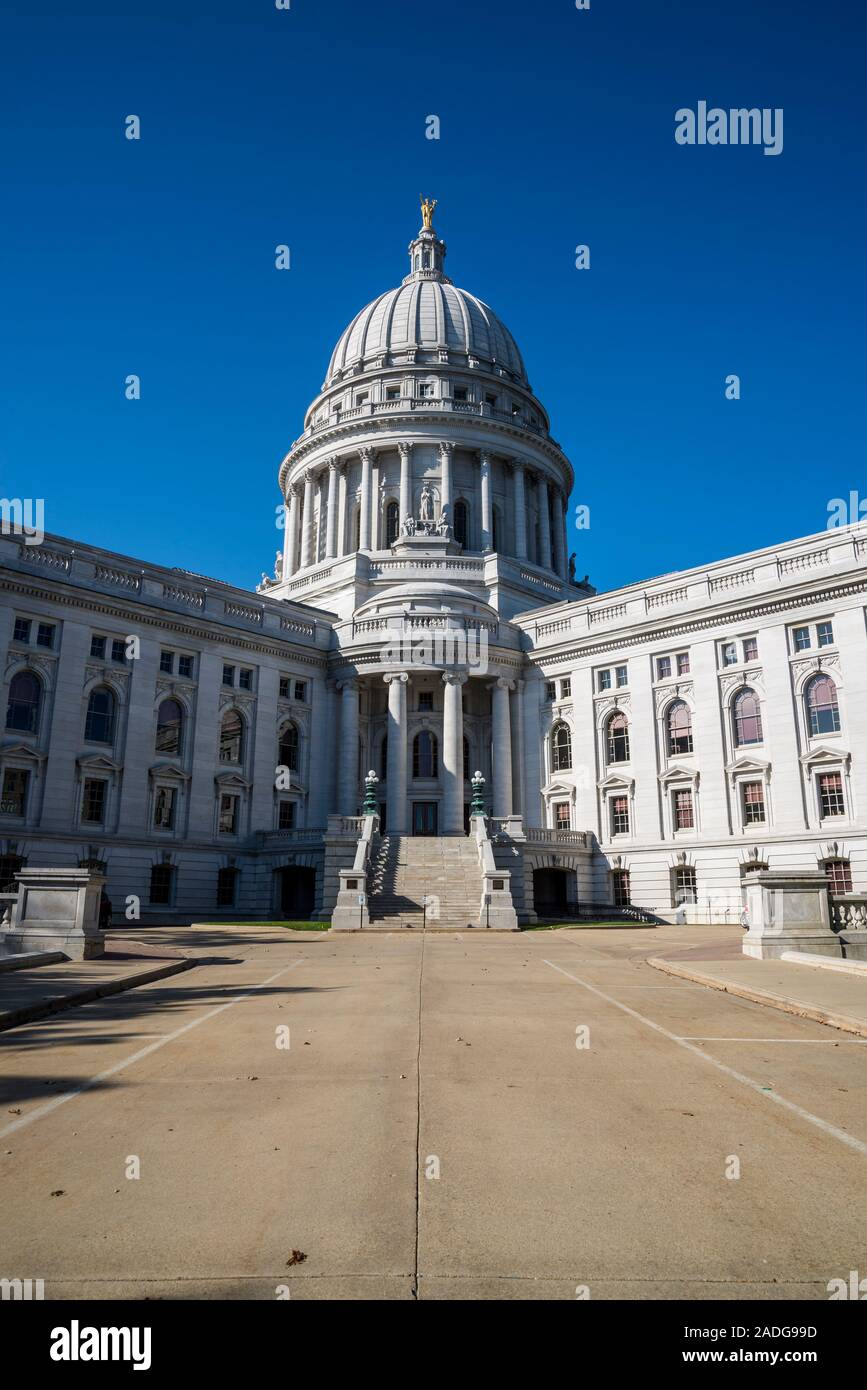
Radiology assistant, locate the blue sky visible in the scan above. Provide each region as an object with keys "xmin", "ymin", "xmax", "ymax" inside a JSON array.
[{"xmin": 1, "ymin": 0, "xmax": 865, "ymax": 595}]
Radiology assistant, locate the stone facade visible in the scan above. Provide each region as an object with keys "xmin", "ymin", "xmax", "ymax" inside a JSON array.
[{"xmin": 1, "ymin": 211, "xmax": 865, "ymax": 927}]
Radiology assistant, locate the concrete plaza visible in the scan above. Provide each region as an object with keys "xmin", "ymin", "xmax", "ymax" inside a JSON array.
[{"xmin": 1, "ymin": 923, "xmax": 865, "ymax": 1300}]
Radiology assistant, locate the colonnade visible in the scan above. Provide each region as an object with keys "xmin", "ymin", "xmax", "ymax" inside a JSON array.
[
  {"xmin": 282, "ymin": 445, "xmax": 570, "ymax": 580},
  {"xmin": 335, "ymin": 672, "xmax": 518, "ymax": 832}
]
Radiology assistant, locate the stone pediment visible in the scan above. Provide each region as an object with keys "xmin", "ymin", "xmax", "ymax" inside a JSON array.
[
  {"xmin": 799, "ymin": 743, "xmax": 849, "ymax": 770},
  {"xmin": 76, "ymin": 753, "xmax": 123, "ymax": 774},
  {"xmin": 149, "ymin": 762, "xmax": 191, "ymax": 783},
  {"xmin": 2, "ymin": 740, "xmax": 47, "ymax": 764}
]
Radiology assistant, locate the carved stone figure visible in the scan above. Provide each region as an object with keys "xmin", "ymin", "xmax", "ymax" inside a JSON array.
[
  {"xmin": 568, "ymin": 552, "xmax": 576, "ymax": 582},
  {"xmin": 419, "ymin": 485, "xmax": 434, "ymax": 523},
  {"xmin": 274, "ymin": 549, "xmax": 283, "ymax": 581},
  {"xmin": 401, "ymin": 515, "xmax": 416, "ymax": 536}
]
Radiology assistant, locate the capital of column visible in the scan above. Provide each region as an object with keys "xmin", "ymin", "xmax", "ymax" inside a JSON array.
[
  {"xmin": 327, "ymin": 457, "xmax": 342, "ymax": 473},
  {"xmin": 359, "ymin": 447, "xmax": 375, "ymax": 465},
  {"xmin": 438, "ymin": 441, "xmax": 454, "ymax": 459},
  {"xmin": 383, "ymin": 671, "xmax": 409, "ymax": 686},
  {"xmin": 478, "ymin": 449, "xmax": 492, "ymax": 465},
  {"xmin": 494, "ymin": 677, "xmax": 516, "ymax": 692},
  {"xmin": 397, "ymin": 441, "xmax": 414, "ymax": 459},
  {"xmin": 442, "ymin": 671, "xmax": 469, "ymax": 687},
  {"xmin": 304, "ymin": 466, "xmax": 317, "ymax": 484},
  {"xmin": 337, "ymin": 677, "xmax": 359, "ymax": 693}
]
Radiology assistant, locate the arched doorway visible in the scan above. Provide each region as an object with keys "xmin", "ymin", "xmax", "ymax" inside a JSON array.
[
  {"xmin": 277, "ymin": 866, "xmax": 316, "ymax": 919},
  {"xmin": 533, "ymin": 867, "xmax": 573, "ymax": 918}
]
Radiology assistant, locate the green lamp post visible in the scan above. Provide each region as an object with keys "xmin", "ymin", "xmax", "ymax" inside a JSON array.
[
  {"xmin": 470, "ymin": 770, "xmax": 487, "ymax": 817},
  {"xmin": 363, "ymin": 769, "xmax": 379, "ymax": 816}
]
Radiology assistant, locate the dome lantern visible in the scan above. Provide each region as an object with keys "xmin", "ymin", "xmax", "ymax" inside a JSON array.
[{"xmin": 404, "ymin": 195, "xmax": 451, "ymax": 284}]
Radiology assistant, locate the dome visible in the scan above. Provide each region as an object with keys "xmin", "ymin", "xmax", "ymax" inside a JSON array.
[{"xmin": 324, "ymin": 209, "xmax": 527, "ymax": 387}]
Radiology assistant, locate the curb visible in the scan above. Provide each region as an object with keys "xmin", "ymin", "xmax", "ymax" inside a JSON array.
[
  {"xmin": 0, "ymin": 958, "xmax": 199, "ymax": 1033},
  {"xmin": 647, "ymin": 956, "xmax": 867, "ymax": 1039}
]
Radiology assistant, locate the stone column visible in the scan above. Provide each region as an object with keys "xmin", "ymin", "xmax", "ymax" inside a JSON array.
[
  {"xmin": 336, "ymin": 464, "xmax": 347, "ymax": 557},
  {"xmin": 552, "ymin": 489, "xmax": 567, "ymax": 578},
  {"xmin": 441, "ymin": 672, "xmax": 468, "ymax": 835},
  {"xmin": 300, "ymin": 469, "xmax": 316, "ymax": 569},
  {"xmin": 337, "ymin": 680, "xmax": 360, "ymax": 815},
  {"xmin": 512, "ymin": 461, "xmax": 527, "ymax": 560},
  {"xmin": 491, "ymin": 678, "xmax": 515, "ymax": 817},
  {"xmin": 398, "ymin": 441, "xmax": 413, "ymax": 524},
  {"xmin": 537, "ymin": 475, "xmax": 552, "ymax": 570},
  {"xmin": 284, "ymin": 484, "xmax": 300, "ymax": 577},
  {"xmin": 358, "ymin": 448, "xmax": 373, "ymax": 550},
  {"xmin": 479, "ymin": 450, "xmax": 493, "ymax": 551},
  {"xmin": 383, "ymin": 672, "xmax": 409, "ymax": 835},
  {"xmin": 325, "ymin": 459, "xmax": 340, "ymax": 558},
  {"xmin": 439, "ymin": 441, "xmax": 453, "ymax": 517}
]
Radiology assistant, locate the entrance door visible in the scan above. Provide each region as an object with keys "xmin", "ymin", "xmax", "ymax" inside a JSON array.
[
  {"xmin": 278, "ymin": 866, "xmax": 316, "ymax": 919},
  {"xmin": 412, "ymin": 802, "xmax": 438, "ymax": 836}
]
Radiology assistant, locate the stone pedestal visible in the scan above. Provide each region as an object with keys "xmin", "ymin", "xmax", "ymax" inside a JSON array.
[
  {"xmin": 4, "ymin": 869, "xmax": 107, "ymax": 960},
  {"xmin": 331, "ymin": 870, "xmax": 369, "ymax": 932},
  {"xmin": 390, "ymin": 531, "xmax": 461, "ymax": 558},
  {"xmin": 742, "ymin": 871, "xmax": 841, "ymax": 960}
]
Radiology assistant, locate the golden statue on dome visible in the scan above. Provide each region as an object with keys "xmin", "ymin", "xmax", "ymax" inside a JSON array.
[{"xmin": 420, "ymin": 195, "xmax": 437, "ymax": 230}]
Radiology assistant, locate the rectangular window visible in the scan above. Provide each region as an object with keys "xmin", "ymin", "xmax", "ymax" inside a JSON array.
[
  {"xmin": 555, "ymin": 802, "xmax": 571, "ymax": 829},
  {"xmin": 793, "ymin": 626, "xmax": 811, "ymax": 652},
  {"xmin": 817, "ymin": 621, "xmax": 834, "ymax": 648},
  {"xmin": 216, "ymin": 867, "xmax": 238, "ymax": 907},
  {"xmin": 293, "ymin": 680, "xmax": 306, "ymax": 702},
  {"xmin": 674, "ymin": 866, "xmax": 697, "ymax": 905},
  {"xmin": 279, "ymin": 676, "xmax": 291, "ymax": 699},
  {"xmin": 82, "ymin": 779, "xmax": 106, "ymax": 824},
  {"xmin": 13, "ymin": 618, "xmax": 31, "ymax": 644},
  {"xmin": 418, "ymin": 691, "xmax": 434, "ymax": 711},
  {"xmin": 239, "ymin": 668, "xmax": 253, "ymax": 691},
  {"xmin": 1, "ymin": 768, "xmax": 29, "ymax": 817},
  {"xmin": 742, "ymin": 781, "xmax": 766, "ymax": 824},
  {"xmin": 90, "ymin": 635, "xmax": 106, "ymax": 659},
  {"xmin": 825, "ymin": 859, "xmax": 852, "ymax": 895},
  {"xmin": 674, "ymin": 789, "xmax": 694, "ymax": 829},
  {"xmin": 418, "ymin": 384, "xmax": 431, "ymax": 398},
  {"xmin": 485, "ymin": 392, "xmax": 497, "ymax": 407},
  {"xmin": 111, "ymin": 638, "xmax": 127, "ymax": 663},
  {"xmin": 356, "ymin": 391, "xmax": 368, "ymax": 405},
  {"xmin": 453, "ymin": 387, "xmax": 468, "ymax": 402},
  {"xmin": 597, "ymin": 669, "xmax": 611, "ymax": 692},
  {"xmin": 385, "ymin": 387, "xmax": 400, "ymax": 401},
  {"xmin": 149, "ymin": 863, "xmax": 173, "ymax": 905},
  {"xmin": 178, "ymin": 655, "xmax": 194, "ymax": 680},
  {"xmin": 153, "ymin": 786, "xmax": 176, "ymax": 830},
  {"xmin": 721, "ymin": 642, "xmax": 738, "ymax": 666},
  {"xmin": 612, "ymin": 869, "xmax": 630, "ymax": 907},
  {"xmin": 545, "ymin": 681, "xmax": 556, "ymax": 701},
  {"xmin": 611, "ymin": 796, "xmax": 630, "ymax": 836},
  {"xmin": 676, "ymin": 652, "xmax": 690, "ymax": 676},
  {"xmin": 36, "ymin": 622, "xmax": 55, "ymax": 649},
  {"xmin": 742, "ymin": 637, "xmax": 758, "ymax": 662},
  {"xmin": 615, "ymin": 665, "xmax": 628, "ymax": 688},
  {"xmin": 278, "ymin": 800, "xmax": 296, "ymax": 831},
  {"xmin": 219, "ymin": 793, "xmax": 238, "ymax": 834},
  {"xmin": 818, "ymin": 772, "xmax": 845, "ymax": 818},
  {"xmin": 656, "ymin": 656, "xmax": 672, "ymax": 680},
  {"xmin": 222, "ymin": 664, "xmax": 235, "ymax": 687},
  {"xmin": 560, "ymin": 678, "xmax": 571, "ymax": 699},
  {"xmin": 160, "ymin": 651, "xmax": 174, "ymax": 674}
]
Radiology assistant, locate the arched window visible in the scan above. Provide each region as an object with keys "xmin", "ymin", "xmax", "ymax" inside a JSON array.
[
  {"xmin": 353, "ymin": 507, "xmax": 361, "ymax": 551},
  {"xmin": 492, "ymin": 506, "xmax": 501, "ymax": 554},
  {"xmin": 552, "ymin": 721, "xmax": 572, "ymax": 771},
  {"xmin": 85, "ymin": 686, "xmax": 116, "ymax": 744},
  {"xmin": 607, "ymin": 712, "xmax": 630, "ymax": 764},
  {"xmin": 385, "ymin": 500, "xmax": 399, "ymax": 547},
  {"xmin": 667, "ymin": 700, "xmax": 693, "ymax": 756},
  {"xmin": 454, "ymin": 499, "xmax": 469, "ymax": 548},
  {"xmin": 413, "ymin": 731, "xmax": 438, "ymax": 779},
  {"xmin": 380, "ymin": 735, "xmax": 388, "ymax": 778},
  {"xmin": 219, "ymin": 709, "xmax": 244, "ymax": 764},
  {"xmin": 733, "ymin": 688, "xmax": 763, "ymax": 746},
  {"xmin": 155, "ymin": 698, "xmax": 183, "ymax": 756},
  {"xmin": 278, "ymin": 722, "xmax": 299, "ymax": 772},
  {"xmin": 805, "ymin": 674, "xmax": 840, "ymax": 736},
  {"xmin": 463, "ymin": 738, "xmax": 470, "ymax": 781},
  {"xmin": 6, "ymin": 670, "xmax": 42, "ymax": 734}
]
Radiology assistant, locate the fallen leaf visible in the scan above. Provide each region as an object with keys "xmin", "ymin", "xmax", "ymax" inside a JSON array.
[{"xmin": 286, "ymin": 1250, "xmax": 307, "ymax": 1266}]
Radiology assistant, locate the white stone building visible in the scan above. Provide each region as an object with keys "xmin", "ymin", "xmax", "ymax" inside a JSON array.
[{"xmin": 2, "ymin": 208, "xmax": 866, "ymax": 929}]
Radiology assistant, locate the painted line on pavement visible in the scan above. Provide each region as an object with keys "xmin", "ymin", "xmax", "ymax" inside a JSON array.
[
  {"xmin": 0, "ymin": 958, "xmax": 307, "ymax": 1140},
  {"xmin": 544, "ymin": 959, "xmax": 867, "ymax": 1159},
  {"xmin": 677, "ymin": 1036, "xmax": 867, "ymax": 1044}
]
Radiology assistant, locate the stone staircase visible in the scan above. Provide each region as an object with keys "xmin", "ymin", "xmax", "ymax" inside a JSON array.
[{"xmin": 366, "ymin": 835, "xmax": 482, "ymax": 929}]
